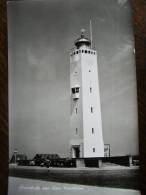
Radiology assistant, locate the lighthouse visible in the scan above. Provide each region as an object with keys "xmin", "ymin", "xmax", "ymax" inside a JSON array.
[{"xmin": 70, "ymin": 30, "xmax": 104, "ymax": 158}]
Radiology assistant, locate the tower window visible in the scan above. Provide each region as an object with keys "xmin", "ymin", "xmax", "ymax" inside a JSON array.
[
  {"xmin": 72, "ymin": 88, "xmax": 75, "ymax": 93},
  {"xmin": 76, "ymin": 51, "xmax": 78, "ymax": 54},
  {"xmin": 75, "ymin": 108, "xmax": 78, "ymax": 114},
  {"xmin": 92, "ymin": 128, "xmax": 94, "ymax": 134},
  {"xmin": 90, "ymin": 87, "xmax": 92, "ymax": 93},
  {"xmin": 89, "ymin": 70, "xmax": 91, "ymax": 72},
  {"xmin": 72, "ymin": 87, "xmax": 79, "ymax": 94},
  {"xmin": 82, "ymin": 50, "xmax": 84, "ymax": 53},
  {"xmin": 88, "ymin": 51, "xmax": 90, "ymax": 54},
  {"xmin": 91, "ymin": 107, "xmax": 93, "ymax": 113},
  {"xmin": 85, "ymin": 50, "xmax": 87, "ymax": 53},
  {"xmin": 76, "ymin": 88, "xmax": 79, "ymax": 92},
  {"xmin": 93, "ymin": 148, "xmax": 95, "ymax": 152}
]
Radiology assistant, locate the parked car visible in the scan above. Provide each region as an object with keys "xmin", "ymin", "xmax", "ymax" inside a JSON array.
[
  {"xmin": 40, "ymin": 159, "xmax": 51, "ymax": 168},
  {"xmin": 32, "ymin": 154, "xmax": 60, "ymax": 167},
  {"xmin": 29, "ymin": 160, "xmax": 35, "ymax": 166},
  {"xmin": 17, "ymin": 159, "xmax": 30, "ymax": 166}
]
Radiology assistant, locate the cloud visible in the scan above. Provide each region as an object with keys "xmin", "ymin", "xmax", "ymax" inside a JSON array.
[
  {"xmin": 96, "ymin": 17, "xmax": 106, "ymax": 23},
  {"xmin": 109, "ymin": 42, "xmax": 133, "ymax": 64},
  {"xmin": 117, "ymin": 0, "xmax": 128, "ymax": 7}
]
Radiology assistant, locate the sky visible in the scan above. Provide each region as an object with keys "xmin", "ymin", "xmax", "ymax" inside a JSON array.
[{"xmin": 8, "ymin": 0, "xmax": 138, "ymax": 158}]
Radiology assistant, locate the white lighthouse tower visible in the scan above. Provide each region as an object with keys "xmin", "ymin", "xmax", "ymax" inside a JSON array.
[{"xmin": 70, "ymin": 30, "xmax": 104, "ymax": 158}]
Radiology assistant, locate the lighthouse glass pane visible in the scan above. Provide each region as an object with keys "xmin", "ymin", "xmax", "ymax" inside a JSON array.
[{"xmin": 7, "ymin": 0, "xmax": 140, "ymax": 194}]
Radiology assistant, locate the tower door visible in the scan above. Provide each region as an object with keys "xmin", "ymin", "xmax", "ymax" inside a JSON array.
[{"xmin": 72, "ymin": 146, "xmax": 80, "ymax": 158}]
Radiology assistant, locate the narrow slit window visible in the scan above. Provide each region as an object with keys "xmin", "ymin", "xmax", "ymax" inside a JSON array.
[
  {"xmin": 92, "ymin": 128, "xmax": 94, "ymax": 134},
  {"xmin": 91, "ymin": 107, "xmax": 93, "ymax": 113},
  {"xmin": 90, "ymin": 87, "xmax": 92, "ymax": 93},
  {"xmin": 76, "ymin": 128, "xmax": 78, "ymax": 134},
  {"xmin": 75, "ymin": 108, "xmax": 78, "ymax": 114},
  {"xmin": 93, "ymin": 148, "xmax": 95, "ymax": 152}
]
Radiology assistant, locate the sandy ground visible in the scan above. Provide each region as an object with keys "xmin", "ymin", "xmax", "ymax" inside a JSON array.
[{"xmin": 8, "ymin": 177, "xmax": 140, "ymax": 195}]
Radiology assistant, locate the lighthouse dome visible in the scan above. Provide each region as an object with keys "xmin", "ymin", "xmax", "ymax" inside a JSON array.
[{"xmin": 74, "ymin": 30, "xmax": 91, "ymax": 49}]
